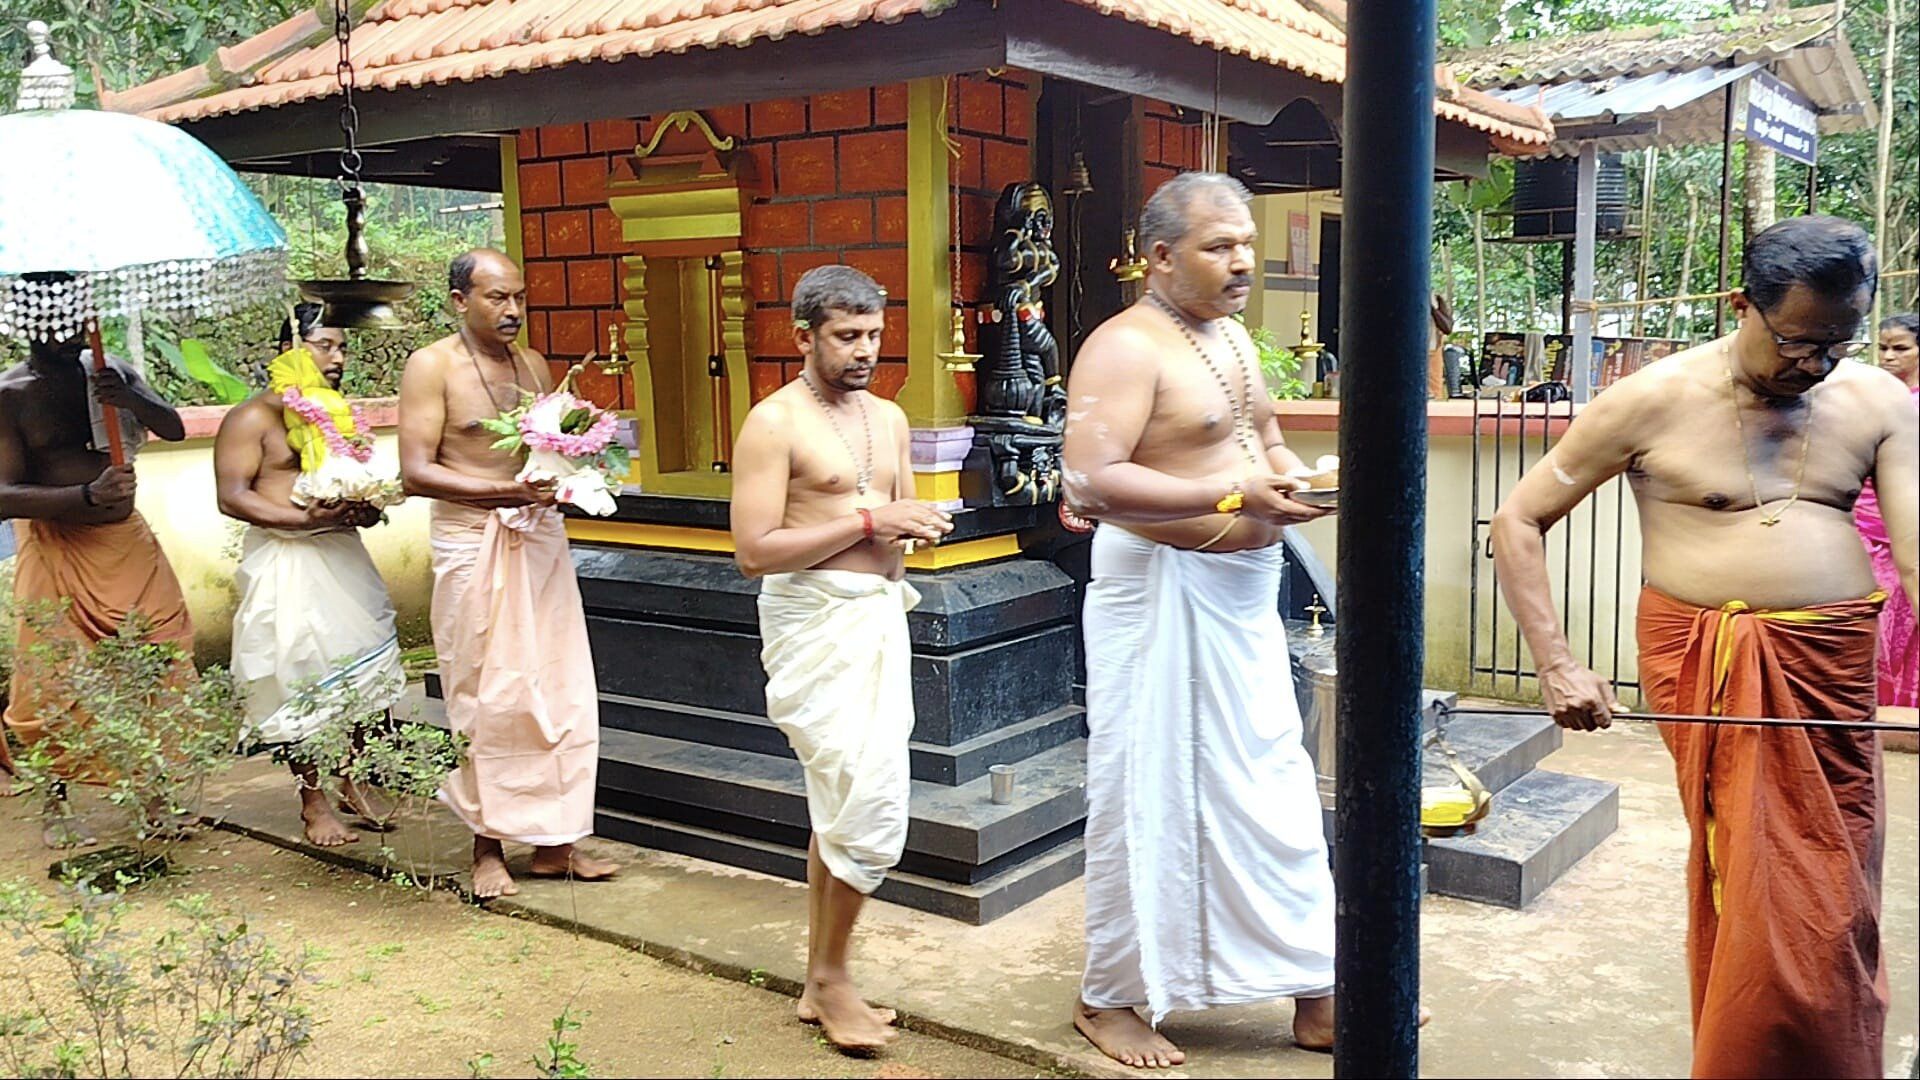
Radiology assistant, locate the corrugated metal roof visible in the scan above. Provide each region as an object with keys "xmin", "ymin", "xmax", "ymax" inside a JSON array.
[
  {"xmin": 1452, "ymin": 2, "xmax": 1874, "ymax": 157},
  {"xmin": 1493, "ymin": 62, "xmax": 1761, "ymax": 124},
  {"xmin": 101, "ymin": 0, "xmax": 1552, "ymax": 147},
  {"xmin": 1447, "ymin": 4, "xmax": 1843, "ymax": 88}
]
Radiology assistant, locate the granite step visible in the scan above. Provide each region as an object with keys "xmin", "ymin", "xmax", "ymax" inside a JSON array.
[
  {"xmin": 595, "ymin": 727, "xmax": 1089, "ymax": 874},
  {"xmin": 594, "ymin": 807, "xmax": 1086, "ymax": 925},
  {"xmin": 1419, "ymin": 711, "xmax": 1562, "ymax": 797},
  {"xmin": 598, "ymin": 691, "xmax": 1086, "ymax": 786},
  {"xmin": 1423, "ymin": 769, "xmax": 1621, "ymax": 909}
]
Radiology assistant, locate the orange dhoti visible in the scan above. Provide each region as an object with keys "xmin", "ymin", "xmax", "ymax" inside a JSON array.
[
  {"xmin": 430, "ymin": 502, "xmax": 599, "ymax": 846},
  {"xmin": 3, "ymin": 514, "xmax": 196, "ymax": 781},
  {"xmin": 1638, "ymin": 586, "xmax": 1887, "ymax": 1079}
]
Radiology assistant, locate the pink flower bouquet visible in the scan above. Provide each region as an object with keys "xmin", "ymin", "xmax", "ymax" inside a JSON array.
[
  {"xmin": 280, "ymin": 388, "xmax": 406, "ymax": 512},
  {"xmin": 480, "ymin": 370, "xmax": 629, "ymax": 516}
]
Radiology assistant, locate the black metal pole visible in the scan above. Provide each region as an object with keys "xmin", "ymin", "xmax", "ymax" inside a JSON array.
[
  {"xmin": 1335, "ymin": 2, "xmax": 1431, "ymax": 1077},
  {"xmin": 1715, "ymin": 82, "xmax": 1737, "ymax": 335},
  {"xmin": 1806, "ymin": 160, "xmax": 1818, "ymax": 215}
]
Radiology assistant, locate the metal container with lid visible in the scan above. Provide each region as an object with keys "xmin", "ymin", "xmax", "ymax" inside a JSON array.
[{"xmin": 1284, "ymin": 598, "xmax": 1337, "ymax": 812}]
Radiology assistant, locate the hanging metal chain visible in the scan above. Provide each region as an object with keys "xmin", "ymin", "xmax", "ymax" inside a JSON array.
[{"xmin": 333, "ymin": 0, "xmax": 363, "ymax": 189}]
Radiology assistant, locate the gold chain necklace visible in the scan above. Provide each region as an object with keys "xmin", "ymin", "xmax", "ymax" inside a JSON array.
[
  {"xmin": 1147, "ymin": 290, "xmax": 1265, "ymax": 470},
  {"xmin": 801, "ymin": 372, "xmax": 874, "ymax": 494},
  {"xmin": 1723, "ymin": 341, "xmax": 1813, "ymax": 527}
]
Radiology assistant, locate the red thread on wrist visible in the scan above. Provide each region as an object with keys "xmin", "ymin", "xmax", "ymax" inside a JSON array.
[{"xmin": 858, "ymin": 507, "xmax": 874, "ymax": 541}]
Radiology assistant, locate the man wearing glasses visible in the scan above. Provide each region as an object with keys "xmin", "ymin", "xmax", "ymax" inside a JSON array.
[{"xmin": 1492, "ymin": 215, "xmax": 1916, "ymax": 1079}]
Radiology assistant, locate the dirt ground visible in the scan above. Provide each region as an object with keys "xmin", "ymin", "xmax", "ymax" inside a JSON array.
[{"xmin": 0, "ymin": 792, "xmax": 1050, "ymax": 1080}]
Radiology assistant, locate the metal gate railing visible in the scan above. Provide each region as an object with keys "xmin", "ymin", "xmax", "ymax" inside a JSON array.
[{"xmin": 1467, "ymin": 394, "xmax": 1643, "ymax": 705}]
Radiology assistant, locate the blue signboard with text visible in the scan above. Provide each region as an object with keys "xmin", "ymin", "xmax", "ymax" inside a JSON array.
[{"xmin": 1739, "ymin": 71, "xmax": 1819, "ymax": 165}]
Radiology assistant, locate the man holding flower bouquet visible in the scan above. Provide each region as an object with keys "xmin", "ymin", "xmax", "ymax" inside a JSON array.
[
  {"xmin": 731, "ymin": 265, "xmax": 953, "ymax": 1054},
  {"xmin": 215, "ymin": 303, "xmax": 406, "ymax": 847},
  {"xmin": 398, "ymin": 249, "xmax": 617, "ymax": 898}
]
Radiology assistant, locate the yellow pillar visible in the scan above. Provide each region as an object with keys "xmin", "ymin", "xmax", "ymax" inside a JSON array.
[
  {"xmin": 500, "ymin": 135, "xmax": 523, "ymax": 266},
  {"xmin": 901, "ymin": 77, "xmax": 966, "ymax": 428}
]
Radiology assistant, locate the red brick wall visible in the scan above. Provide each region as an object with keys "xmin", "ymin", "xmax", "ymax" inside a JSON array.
[
  {"xmin": 514, "ymin": 76, "xmax": 1040, "ymax": 412},
  {"xmin": 1143, "ymin": 101, "xmax": 1208, "ymax": 201},
  {"xmin": 952, "ymin": 71, "xmax": 1036, "ymax": 363}
]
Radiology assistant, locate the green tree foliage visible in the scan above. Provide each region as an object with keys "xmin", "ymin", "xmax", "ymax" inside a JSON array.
[
  {"xmin": 2, "ymin": 5, "xmax": 497, "ymax": 403},
  {"xmin": 1436, "ymin": 0, "xmax": 1918, "ymax": 345}
]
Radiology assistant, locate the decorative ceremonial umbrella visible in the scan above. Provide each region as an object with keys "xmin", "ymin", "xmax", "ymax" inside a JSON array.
[{"xmin": 0, "ymin": 20, "xmax": 287, "ymax": 461}]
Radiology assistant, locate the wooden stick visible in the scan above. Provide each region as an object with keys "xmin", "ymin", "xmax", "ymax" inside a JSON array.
[
  {"xmin": 85, "ymin": 320, "xmax": 126, "ymax": 467},
  {"xmin": 1441, "ymin": 704, "xmax": 1914, "ymax": 734}
]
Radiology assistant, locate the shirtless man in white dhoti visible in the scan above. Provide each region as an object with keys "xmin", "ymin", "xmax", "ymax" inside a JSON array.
[
  {"xmin": 731, "ymin": 265, "xmax": 953, "ymax": 1054},
  {"xmin": 1062, "ymin": 172, "xmax": 1341, "ymax": 1068},
  {"xmin": 399, "ymin": 248, "xmax": 617, "ymax": 898},
  {"xmin": 215, "ymin": 305, "xmax": 399, "ymax": 847}
]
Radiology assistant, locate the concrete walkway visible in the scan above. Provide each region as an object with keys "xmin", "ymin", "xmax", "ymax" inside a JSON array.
[{"xmin": 203, "ymin": 719, "xmax": 1920, "ymax": 1079}]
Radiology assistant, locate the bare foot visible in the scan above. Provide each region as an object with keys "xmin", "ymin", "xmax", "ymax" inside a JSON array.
[
  {"xmin": 300, "ymin": 798, "xmax": 360, "ymax": 848},
  {"xmin": 805, "ymin": 975, "xmax": 897, "ymax": 1055},
  {"xmin": 335, "ymin": 777, "xmax": 394, "ymax": 831},
  {"xmin": 527, "ymin": 843, "xmax": 618, "ymax": 881},
  {"xmin": 797, "ymin": 994, "xmax": 898, "ymax": 1027},
  {"xmin": 1292, "ymin": 996, "xmax": 1430, "ymax": 1053},
  {"xmin": 471, "ymin": 837, "xmax": 518, "ymax": 899},
  {"xmin": 42, "ymin": 812, "xmax": 97, "ymax": 850},
  {"xmin": 0, "ymin": 770, "xmax": 15, "ymax": 798},
  {"xmin": 1073, "ymin": 1000, "xmax": 1185, "ymax": 1069}
]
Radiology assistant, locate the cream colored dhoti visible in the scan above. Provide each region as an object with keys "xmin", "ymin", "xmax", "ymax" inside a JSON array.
[
  {"xmin": 757, "ymin": 569, "xmax": 919, "ymax": 894},
  {"xmin": 431, "ymin": 502, "xmax": 599, "ymax": 846},
  {"xmin": 230, "ymin": 526, "xmax": 405, "ymax": 749}
]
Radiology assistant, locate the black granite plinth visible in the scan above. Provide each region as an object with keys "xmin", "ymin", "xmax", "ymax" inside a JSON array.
[
  {"xmin": 569, "ymin": 543, "xmax": 1085, "ymax": 920},
  {"xmin": 599, "ymin": 691, "xmax": 1085, "ymax": 785}
]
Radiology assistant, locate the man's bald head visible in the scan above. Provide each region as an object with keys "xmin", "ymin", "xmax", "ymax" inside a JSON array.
[
  {"xmin": 448, "ymin": 248, "xmax": 526, "ymax": 353},
  {"xmin": 449, "ymin": 248, "xmax": 517, "ymax": 296}
]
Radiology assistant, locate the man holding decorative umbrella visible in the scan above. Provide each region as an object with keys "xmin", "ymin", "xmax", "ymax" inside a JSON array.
[
  {"xmin": 0, "ymin": 21, "xmax": 288, "ymax": 842},
  {"xmin": 0, "ymin": 283, "xmax": 192, "ymax": 841}
]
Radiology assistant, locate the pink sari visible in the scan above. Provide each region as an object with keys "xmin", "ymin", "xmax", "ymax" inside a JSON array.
[{"xmin": 1854, "ymin": 385, "xmax": 1920, "ymax": 707}]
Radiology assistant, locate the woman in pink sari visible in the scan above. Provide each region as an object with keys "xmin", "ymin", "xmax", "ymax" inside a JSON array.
[{"xmin": 1857, "ymin": 313, "xmax": 1918, "ymax": 707}]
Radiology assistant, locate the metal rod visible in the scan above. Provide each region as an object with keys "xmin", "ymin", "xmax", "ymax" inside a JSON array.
[
  {"xmin": 1611, "ymin": 478, "xmax": 1625, "ymax": 691},
  {"xmin": 1442, "ymin": 704, "xmax": 1914, "ymax": 734},
  {"xmin": 1468, "ymin": 399, "xmax": 1483, "ymax": 689},
  {"xmin": 1336, "ymin": 3, "xmax": 1432, "ymax": 1073},
  {"xmin": 1489, "ymin": 391, "xmax": 1504, "ymax": 692},
  {"xmin": 1514, "ymin": 399, "xmax": 1530, "ymax": 695},
  {"xmin": 1715, "ymin": 82, "xmax": 1737, "ymax": 336}
]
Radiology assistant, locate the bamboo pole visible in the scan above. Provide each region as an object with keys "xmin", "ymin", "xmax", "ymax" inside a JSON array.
[
  {"xmin": 1669, "ymin": 184, "xmax": 1701, "ymax": 340},
  {"xmin": 1872, "ymin": 0, "xmax": 1900, "ymax": 331}
]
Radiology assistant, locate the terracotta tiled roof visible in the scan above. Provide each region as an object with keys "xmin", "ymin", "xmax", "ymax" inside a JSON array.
[{"xmin": 104, "ymin": 0, "xmax": 1551, "ymax": 147}]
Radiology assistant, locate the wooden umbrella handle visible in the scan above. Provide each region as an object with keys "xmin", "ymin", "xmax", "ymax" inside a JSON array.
[{"xmin": 85, "ymin": 321, "xmax": 127, "ymax": 466}]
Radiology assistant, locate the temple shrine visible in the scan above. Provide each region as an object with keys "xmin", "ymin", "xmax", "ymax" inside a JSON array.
[{"xmin": 109, "ymin": 0, "xmax": 1559, "ymax": 921}]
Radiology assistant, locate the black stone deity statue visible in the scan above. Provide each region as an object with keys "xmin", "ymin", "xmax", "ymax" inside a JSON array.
[{"xmin": 964, "ymin": 182, "xmax": 1066, "ymax": 505}]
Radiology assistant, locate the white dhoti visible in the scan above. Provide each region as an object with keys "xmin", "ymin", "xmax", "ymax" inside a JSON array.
[
  {"xmin": 230, "ymin": 526, "xmax": 405, "ymax": 749},
  {"xmin": 757, "ymin": 570, "xmax": 919, "ymax": 895},
  {"xmin": 1080, "ymin": 525, "xmax": 1335, "ymax": 1023}
]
